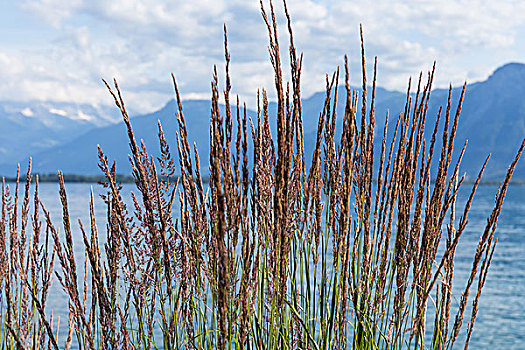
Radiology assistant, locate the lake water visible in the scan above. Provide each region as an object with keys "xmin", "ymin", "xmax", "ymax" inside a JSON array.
[{"xmin": 33, "ymin": 182, "xmax": 525, "ymax": 349}]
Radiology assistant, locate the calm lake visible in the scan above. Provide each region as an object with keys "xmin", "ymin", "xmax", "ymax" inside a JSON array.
[{"xmin": 34, "ymin": 182, "xmax": 524, "ymax": 349}]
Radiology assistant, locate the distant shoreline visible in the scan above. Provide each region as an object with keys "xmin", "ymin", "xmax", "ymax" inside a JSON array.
[
  {"xmin": 1, "ymin": 173, "xmax": 190, "ymax": 184},
  {"xmin": 0, "ymin": 173, "xmax": 522, "ymax": 185}
]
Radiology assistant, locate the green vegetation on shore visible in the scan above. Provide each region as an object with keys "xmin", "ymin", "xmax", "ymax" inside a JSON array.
[
  {"xmin": 4, "ymin": 172, "xmax": 522, "ymax": 186},
  {"xmin": 2, "ymin": 173, "xmax": 203, "ymax": 184},
  {"xmin": 3, "ymin": 173, "xmax": 136, "ymax": 183}
]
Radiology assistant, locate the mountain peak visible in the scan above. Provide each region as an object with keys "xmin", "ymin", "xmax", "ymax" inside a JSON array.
[{"xmin": 488, "ymin": 62, "xmax": 525, "ymax": 82}]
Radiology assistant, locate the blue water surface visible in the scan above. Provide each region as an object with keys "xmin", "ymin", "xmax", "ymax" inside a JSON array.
[{"xmin": 34, "ymin": 182, "xmax": 524, "ymax": 349}]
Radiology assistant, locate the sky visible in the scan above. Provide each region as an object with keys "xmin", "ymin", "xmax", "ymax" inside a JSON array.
[{"xmin": 1, "ymin": 0, "xmax": 525, "ymax": 115}]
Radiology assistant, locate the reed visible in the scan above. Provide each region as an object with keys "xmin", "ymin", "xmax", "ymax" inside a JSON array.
[{"xmin": 1, "ymin": 0, "xmax": 524, "ymax": 349}]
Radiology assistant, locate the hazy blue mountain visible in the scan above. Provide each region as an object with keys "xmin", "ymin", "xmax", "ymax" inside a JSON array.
[
  {"xmin": 3, "ymin": 87, "xmax": 408, "ymax": 176},
  {"xmin": 0, "ymin": 100, "xmax": 120, "ymax": 165},
  {"xmin": 3, "ymin": 63, "xmax": 525, "ymax": 180},
  {"xmin": 0, "ymin": 100, "xmax": 213, "ymax": 176},
  {"xmin": 445, "ymin": 63, "xmax": 525, "ymax": 178}
]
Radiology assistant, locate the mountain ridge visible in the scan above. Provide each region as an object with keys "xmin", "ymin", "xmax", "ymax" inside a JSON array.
[{"xmin": 2, "ymin": 62, "xmax": 525, "ymax": 179}]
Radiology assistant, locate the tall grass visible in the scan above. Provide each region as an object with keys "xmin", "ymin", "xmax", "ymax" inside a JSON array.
[{"xmin": 1, "ymin": 1, "xmax": 524, "ymax": 349}]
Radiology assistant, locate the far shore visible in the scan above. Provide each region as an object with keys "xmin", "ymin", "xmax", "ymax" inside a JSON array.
[{"xmin": 1, "ymin": 173, "xmax": 523, "ymax": 185}]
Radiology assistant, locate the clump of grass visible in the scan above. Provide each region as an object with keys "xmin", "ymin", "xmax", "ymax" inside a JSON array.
[{"xmin": 1, "ymin": 0, "xmax": 524, "ymax": 349}]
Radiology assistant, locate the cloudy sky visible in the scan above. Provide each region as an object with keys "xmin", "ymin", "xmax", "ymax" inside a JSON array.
[{"xmin": 1, "ymin": 0, "xmax": 525, "ymax": 115}]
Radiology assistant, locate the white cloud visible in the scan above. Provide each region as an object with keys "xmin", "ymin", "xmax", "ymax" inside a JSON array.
[
  {"xmin": 21, "ymin": 0, "xmax": 82, "ymax": 27},
  {"xmin": 5, "ymin": 0, "xmax": 525, "ymax": 115},
  {"xmin": 0, "ymin": 52, "xmax": 25, "ymax": 76}
]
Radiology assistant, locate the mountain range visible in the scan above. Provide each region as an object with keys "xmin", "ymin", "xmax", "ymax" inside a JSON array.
[
  {"xmin": 1, "ymin": 62, "xmax": 525, "ymax": 180},
  {"xmin": 0, "ymin": 100, "xmax": 121, "ymax": 165}
]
